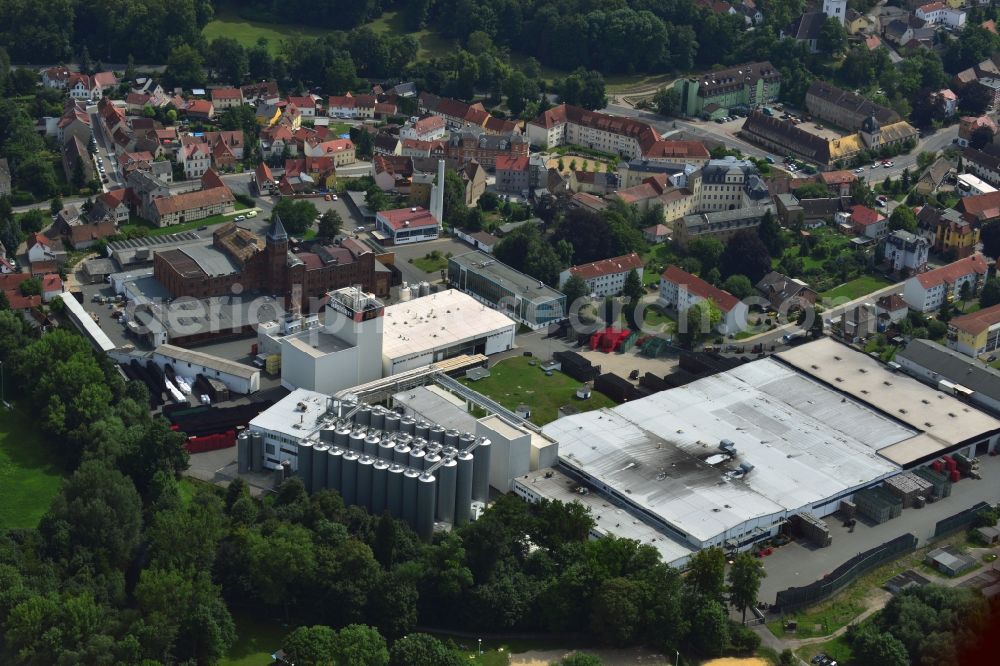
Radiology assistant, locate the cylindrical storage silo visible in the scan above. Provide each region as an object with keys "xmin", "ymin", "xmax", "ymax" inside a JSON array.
[
  {"xmin": 409, "ymin": 447, "xmax": 426, "ymax": 470},
  {"xmin": 237, "ymin": 433, "xmax": 250, "ymax": 474},
  {"xmin": 355, "ymin": 403, "xmax": 372, "ymax": 427},
  {"xmin": 459, "ymin": 431, "xmax": 476, "ymax": 453},
  {"xmin": 425, "ymin": 442, "xmax": 442, "ymax": 457},
  {"xmin": 399, "ymin": 285, "xmax": 412, "ymax": 302},
  {"xmin": 357, "ymin": 455, "xmax": 374, "ymax": 512},
  {"xmin": 372, "ymin": 460, "xmax": 389, "ymax": 515},
  {"xmin": 312, "ymin": 444, "xmax": 330, "ymax": 493},
  {"xmin": 349, "ymin": 429, "xmax": 366, "ymax": 453},
  {"xmin": 371, "ymin": 406, "xmax": 385, "ymax": 431},
  {"xmin": 251, "ymin": 432, "xmax": 264, "ymax": 472},
  {"xmin": 455, "ymin": 452, "xmax": 474, "ymax": 526},
  {"xmin": 416, "ymin": 473, "xmax": 437, "ymax": 541},
  {"xmin": 445, "ymin": 429, "xmax": 460, "ymax": 448},
  {"xmin": 297, "ymin": 441, "xmax": 314, "ymax": 492},
  {"xmin": 419, "ymin": 281, "xmax": 430, "ymax": 297},
  {"xmin": 429, "ymin": 425, "xmax": 445, "ymax": 444},
  {"xmin": 341, "ymin": 451, "xmax": 359, "ymax": 505},
  {"xmin": 384, "ymin": 411, "xmax": 400, "ymax": 433},
  {"xmin": 378, "ymin": 437, "xmax": 396, "ymax": 464},
  {"xmin": 442, "ymin": 446, "xmax": 458, "ymax": 459},
  {"xmin": 424, "ymin": 452, "xmax": 442, "ymax": 469},
  {"xmin": 400, "ymin": 416, "xmax": 416, "ymax": 435},
  {"xmin": 274, "ymin": 465, "xmax": 285, "ymax": 489},
  {"xmin": 333, "ymin": 425, "xmax": 351, "ymax": 448},
  {"xmin": 327, "ymin": 446, "xmax": 344, "ymax": 491},
  {"xmin": 320, "ymin": 427, "xmax": 335, "ymax": 444},
  {"xmin": 387, "ymin": 464, "xmax": 405, "ymax": 517},
  {"xmin": 472, "ymin": 439, "xmax": 491, "ymax": 502},
  {"xmin": 393, "ymin": 442, "xmax": 411, "ymax": 465},
  {"xmin": 403, "ymin": 469, "xmax": 420, "ymax": 528},
  {"xmin": 364, "ymin": 433, "xmax": 380, "ymax": 457},
  {"xmin": 416, "ymin": 420, "xmax": 430, "ymax": 440},
  {"xmin": 436, "ymin": 458, "xmax": 457, "ymax": 523},
  {"xmin": 411, "ymin": 437, "xmax": 426, "ymax": 452}
]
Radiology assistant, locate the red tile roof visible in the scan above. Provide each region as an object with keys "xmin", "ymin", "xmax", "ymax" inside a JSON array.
[
  {"xmin": 0, "ymin": 273, "xmax": 43, "ymax": 310},
  {"xmin": 949, "ymin": 303, "xmax": 1000, "ymax": 335},
  {"xmin": 877, "ymin": 293, "xmax": 908, "ymax": 312},
  {"xmin": 660, "ymin": 265, "xmax": 741, "ymax": 312},
  {"xmin": 915, "ymin": 254, "xmax": 989, "ymax": 289},
  {"xmin": 185, "ymin": 99, "xmax": 214, "ymax": 115},
  {"xmin": 530, "ymin": 104, "xmax": 662, "ymax": 154},
  {"xmin": 42, "ymin": 274, "xmax": 63, "ymax": 293},
  {"xmin": 378, "ymin": 206, "xmax": 439, "ymax": 230},
  {"xmin": 819, "ymin": 170, "xmax": 857, "ymax": 186},
  {"xmin": 850, "ymin": 205, "xmax": 884, "ymax": 227},
  {"xmin": 414, "ymin": 115, "xmax": 446, "ymax": 135},
  {"xmin": 211, "ymin": 87, "xmax": 243, "ymax": 101},
  {"xmin": 959, "ymin": 190, "xmax": 1000, "ymax": 218},
  {"xmin": 568, "ymin": 253, "xmax": 644, "ymax": 281},
  {"xmin": 255, "ymin": 162, "xmax": 274, "ymax": 184},
  {"xmin": 495, "ymin": 155, "xmax": 530, "ymax": 172},
  {"xmin": 296, "ymin": 252, "xmax": 324, "ymax": 270},
  {"xmin": 643, "ymin": 140, "xmax": 710, "ymax": 160},
  {"xmin": 287, "ymin": 96, "xmax": 316, "ymax": 108},
  {"xmin": 29, "ymin": 232, "xmax": 51, "ymax": 248}
]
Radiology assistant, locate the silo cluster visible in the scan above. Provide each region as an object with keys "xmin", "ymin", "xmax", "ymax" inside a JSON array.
[{"xmin": 289, "ymin": 402, "xmax": 492, "ymax": 541}]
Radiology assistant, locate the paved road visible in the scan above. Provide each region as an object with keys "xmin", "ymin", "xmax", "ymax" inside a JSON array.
[{"xmin": 87, "ymin": 104, "xmax": 126, "ymax": 191}]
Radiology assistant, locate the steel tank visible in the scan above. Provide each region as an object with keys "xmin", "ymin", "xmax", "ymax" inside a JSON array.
[
  {"xmin": 237, "ymin": 432, "xmax": 250, "ymax": 474},
  {"xmin": 387, "ymin": 464, "xmax": 405, "ymax": 517},
  {"xmin": 459, "ymin": 431, "xmax": 476, "ymax": 452},
  {"xmin": 297, "ymin": 441, "xmax": 314, "ymax": 492},
  {"xmin": 472, "ymin": 438, "xmax": 492, "ymax": 502},
  {"xmin": 429, "ymin": 425, "xmax": 445, "ymax": 444},
  {"xmin": 357, "ymin": 455, "xmax": 374, "ymax": 511},
  {"xmin": 403, "ymin": 469, "xmax": 420, "ymax": 528},
  {"xmin": 384, "ymin": 411, "xmax": 401, "ymax": 433},
  {"xmin": 416, "ymin": 473, "xmax": 437, "ymax": 541},
  {"xmin": 378, "ymin": 437, "xmax": 396, "ymax": 464},
  {"xmin": 455, "ymin": 451, "xmax": 474, "ymax": 525},
  {"xmin": 400, "ymin": 416, "xmax": 416, "ymax": 435},
  {"xmin": 251, "ymin": 432, "xmax": 264, "ymax": 471},
  {"xmin": 415, "ymin": 420, "xmax": 430, "ymax": 440},
  {"xmin": 364, "ymin": 433, "xmax": 380, "ymax": 457},
  {"xmin": 372, "ymin": 459, "xmax": 389, "ymax": 515},
  {"xmin": 409, "ymin": 447, "xmax": 426, "ymax": 470},
  {"xmin": 320, "ymin": 427, "xmax": 335, "ymax": 444},
  {"xmin": 333, "ymin": 425, "xmax": 351, "ymax": 448},
  {"xmin": 341, "ymin": 451, "xmax": 359, "ymax": 505},
  {"xmin": 370, "ymin": 406, "xmax": 385, "ymax": 431},
  {"xmin": 393, "ymin": 441, "xmax": 411, "ymax": 465},
  {"xmin": 445, "ymin": 429, "xmax": 460, "ymax": 448},
  {"xmin": 327, "ymin": 446, "xmax": 344, "ymax": 491},
  {"xmin": 349, "ymin": 429, "xmax": 366, "ymax": 453},
  {"xmin": 312, "ymin": 444, "xmax": 330, "ymax": 492},
  {"xmin": 355, "ymin": 403, "xmax": 372, "ymax": 427},
  {"xmin": 425, "ymin": 442, "xmax": 442, "ymax": 457},
  {"xmin": 436, "ymin": 457, "xmax": 457, "ymax": 523},
  {"xmin": 424, "ymin": 452, "xmax": 442, "ymax": 470}
]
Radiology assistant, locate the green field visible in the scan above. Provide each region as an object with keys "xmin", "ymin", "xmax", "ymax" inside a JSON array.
[
  {"xmin": 461, "ymin": 356, "xmax": 616, "ymax": 425},
  {"xmin": 411, "ymin": 253, "xmax": 449, "ymax": 274},
  {"xmin": 0, "ymin": 406, "xmax": 63, "ymax": 530},
  {"xmin": 821, "ymin": 275, "xmax": 893, "ymax": 302},
  {"xmin": 222, "ymin": 612, "xmax": 289, "ymax": 666},
  {"xmin": 795, "ymin": 635, "xmax": 854, "ymax": 666},
  {"xmin": 202, "ymin": 9, "xmax": 328, "ymax": 55}
]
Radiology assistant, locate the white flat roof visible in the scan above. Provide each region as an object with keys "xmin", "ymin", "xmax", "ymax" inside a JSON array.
[
  {"xmin": 155, "ymin": 344, "xmax": 259, "ymax": 380},
  {"xmin": 59, "ymin": 293, "xmax": 117, "ymax": 352},
  {"xmin": 544, "ymin": 357, "xmax": 907, "ymax": 544},
  {"xmin": 777, "ymin": 338, "xmax": 1000, "ymax": 464},
  {"xmin": 250, "ymin": 388, "xmax": 330, "ymax": 439},
  {"xmin": 382, "ymin": 289, "xmax": 516, "ymax": 362},
  {"xmin": 516, "ymin": 468, "xmax": 696, "ymax": 567},
  {"xmin": 393, "ymin": 385, "xmax": 479, "ymax": 433}
]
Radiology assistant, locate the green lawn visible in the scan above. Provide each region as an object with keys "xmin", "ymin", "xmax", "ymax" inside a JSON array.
[
  {"xmin": 411, "ymin": 254, "xmax": 448, "ymax": 274},
  {"xmin": 821, "ymin": 275, "xmax": 893, "ymax": 302},
  {"xmin": 366, "ymin": 10, "xmax": 456, "ymax": 60},
  {"xmin": 460, "ymin": 356, "xmax": 617, "ymax": 425},
  {"xmin": 202, "ymin": 9, "xmax": 328, "ymax": 54},
  {"xmin": 119, "ymin": 203, "xmax": 252, "ymax": 238},
  {"xmin": 795, "ymin": 635, "xmax": 854, "ymax": 666},
  {"xmin": 221, "ymin": 611, "xmax": 289, "ymax": 666},
  {"xmin": 0, "ymin": 405, "xmax": 63, "ymax": 530},
  {"xmin": 643, "ymin": 304, "xmax": 676, "ymax": 332}
]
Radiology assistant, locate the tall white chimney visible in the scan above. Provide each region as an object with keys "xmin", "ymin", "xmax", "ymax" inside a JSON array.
[{"xmin": 430, "ymin": 159, "xmax": 445, "ymax": 222}]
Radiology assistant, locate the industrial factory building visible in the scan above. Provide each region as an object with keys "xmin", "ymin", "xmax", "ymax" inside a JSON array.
[
  {"xmin": 245, "ymin": 388, "xmax": 493, "ymax": 540},
  {"xmin": 520, "ymin": 339, "xmax": 1000, "ymax": 567}
]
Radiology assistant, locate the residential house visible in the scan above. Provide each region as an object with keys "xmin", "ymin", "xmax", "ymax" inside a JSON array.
[
  {"xmin": 851, "ymin": 204, "xmax": 887, "ymax": 239},
  {"xmin": 643, "ymin": 224, "xmax": 671, "ymax": 243},
  {"xmin": 956, "ymin": 172, "xmax": 994, "ymax": 196},
  {"xmin": 66, "ymin": 220, "xmax": 117, "ymax": 249},
  {"xmin": 694, "ymin": 157, "xmax": 770, "ymax": 212},
  {"xmin": 570, "ymin": 192, "xmax": 609, "ymax": 213},
  {"xmin": 255, "ymin": 102, "xmax": 281, "ymax": 127},
  {"xmin": 0, "ymin": 254, "xmax": 15, "ymax": 274},
  {"xmin": 782, "ymin": 13, "xmax": 827, "ymax": 53},
  {"xmin": 303, "ymin": 137, "xmax": 356, "ymax": 166},
  {"xmin": 846, "ymin": 9, "xmax": 877, "ymax": 34},
  {"xmin": 559, "ymin": 253, "xmax": 644, "ymax": 298},
  {"xmin": 401, "ymin": 138, "xmax": 445, "ymax": 158},
  {"xmin": 254, "ymin": 162, "xmax": 276, "ymax": 195},
  {"xmin": 418, "ymin": 93, "xmax": 490, "ymax": 130},
  {"xmin": 775, "ymin": 192, "xmax": 849, "ymax": 228},
  {"xmin": 210, "ymin": 87, "xmax": 244, "ymax": 110},
  {"xmin": 185, "ymin": 99, "xmax": 215, "ymax": 121},
  {"xmin": 180, "ymin": 139, "xmax": 212, "ymax": 179},
  {"xmin": 280, "ymin": 157, "xmax": 337, "ymax": 193},
  {"xmin": 914, "ymin": 156, "xmax": 957, "ymax": 196},
  {"xmin": 885, "ymin": 230, "xmax": 930, "ymax": 275},
  {"xmin": 495, "ymin": 155, "xmax": 531, "ymax": 194},
  {"xmin": 875, "ymin": 293, "xmax": 909, "ymax": 331},
  {"xmin": 963, "ymin": 144, "xmax": 1000, "ymax": 186},
  {"xmin": 838, "ymin": 303, "xmax": 878, "ymax": 343},
  {"xmin": 27, "ymin": 232, "xmax": 64, "ymax": 265},
  {"xmin": 615, "ymin": 175, "xmax": 679, "ymax": 213},
  {"xmin": 571, "ymin": 170, "xmax": 620, "ymax": 196},
  {"xmin": 619, "ymin": 160, "xmax": 696, "ymax": 188},
  {"xmin": 818, "ymin": 170, "xmax": 857, "ymax": 197},
  {"xmin": 755, "ymin": 271, "xmax": 818, "ymax": 311},
  {"xmin": 240, "ymin": 80, "xmax": 279, "ymax": 105},
  {"xmin": 674, "ymin": 205, "xmax": 776, "ymax": 248},
  {"xmin": 42, "ymin": 66, "xmax": 72, "ymax": 89},
  {"xmin": 0, "ymin": 158, "xmax": 9, "ymax": 197},
  {"xmin": 150, "ymin": 173, "xmax": 235, "ymax": 227},
  {"xmin": 62, "ymin": 136, "xmax": 95, "ymax": 186},
  {"xmin": 66, "ymin": 71, "xmax": 117, "ymax": 100},
  {"xmin": 737, "ymin": 0, "xmax": 764, "ymax": 25},
  {"xmin": 327, "ymin": 94, "xmax": 376, "ymax": 119},
  {"xmin": 373, "ymin": 155, "xmax": 414, "ymax": 192},
  {"xmin": 54, "ymin": 204, "xmax": 81, "ymax": 231},
  {"xmin": 400, "ymin": 116, "xmax": 448, "ymax": 142},
  {"xmin": 461, "ymin": 161, "xmax": 487, "ymax": 206},
  {"xmin": 641, "ymin": 140, "xmax": 711, "ymax": 167},
  {"xmin": 957, "ymin": 115, "xmax": 997, "ymax": 147},
  {"xmin": 932, "ymin": 89, "xmax": 959, "ymax": 117},
  {"xmin": 287, "ymin": 96, "xmax": 317, "ymax": 117},
  {"xmin": 918, "ymin": 206, "xmax": 980, "ymax": 256},
  {"xmin": 946, "ymin": 304, "xmax": 1000, "ymax": 356},
  {"xmin": 56, "ymin": 102, "xmax": 91, "ymax": 146},
  {"xmin": 658, "ymin": 265, "xmax": 749, "ymax": 333},
  {"xmin": 0, "ymin": 274, "xmax": 43, "ymax": 312},
  {"xmin": 902, "ymin": 253, "xmax": 988, "ymax": 312},
  {"xmin": 373, "ymin": 133, "xmax": 402, "ymax": 156},
  {"xmin": 974, "ymin": 78, "xmax": 1000, "ymax": 113},
  {"xmin": 259, "ymin": 124, "xmax": 294, "ymax": 159},
  {"xmin": 445, "ymin": 131, "xmax": 529, "ymax": 169},
  {"xmin": 915, "ymin": 2, "xmax": 966, "ymax": 28},
  {"xmin": 672, "ymin": 62, "xmax": 781, "ymax": 117},
  {"xmin": 805, "ymin": 80, "xmax": 900, "ymax": 131},
  {"xmin": 959, "ymin": 190, "xmax": 1000, "ymax": 225},
  {"xmin": 528, "ymin": 104, "xmax": 662, "ymax": 159},
  {"xmin": 92, "ymin": 190, "xmax": 130, "ymax": 225}
]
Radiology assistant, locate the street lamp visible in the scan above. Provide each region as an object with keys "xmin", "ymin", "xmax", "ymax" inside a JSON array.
[{"xmin": 477, "ymin": 639, "xmax": 482, "ymax": 655}]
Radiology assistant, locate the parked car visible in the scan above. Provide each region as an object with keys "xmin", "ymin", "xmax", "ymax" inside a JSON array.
[
  {"xmin": 854, "ymin": 167, "xmax": 864, "ymax": 173},
  {"xmin": 246, "ymin": 210, "xmax": 257, "ymax": 217},
  {"xmin": 234, "ymin": 215, "xmax": 245, "ymax": 221},
  {"xmin": 331, "ymin": 194, "xmax": 338, "ymax": 201},
  {"xmin": 883, "ymin": 161, "xmax": 893, "ymax": 168}
]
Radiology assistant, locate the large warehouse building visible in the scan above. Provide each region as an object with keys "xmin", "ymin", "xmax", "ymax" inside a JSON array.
[{"xmin": 522, "ymin": 339, "xmax": 1000, "ymax": 566}]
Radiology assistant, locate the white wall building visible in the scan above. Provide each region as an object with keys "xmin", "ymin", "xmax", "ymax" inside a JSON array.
[
  {"xmin": 915, "ymin": 3, "xmax": 966, "ymax": 28},
  {"xmin": 559, "ymin": 253, "xmax": 645, "ymax": 298},
  {"xmin": 957, "ymin": 173, "xmax": 997, "ymax": 197},
  {"xmin": 823, "ymin": 0, "xmax": 847, "ymax": 24},
  {"xmin": 152, "ymin": 344, "xmax": 260, "ymax": 394},
  {"xmin": 885, "ymin": 230, "xmax": 929, "ymax": 275},
  {"xmin": 902, "ymin": 253, "xmax": 988, "ymax": 312},
  {"xmin": 659, "ymin": 265, "xmax": 749, "ymax": 334}
]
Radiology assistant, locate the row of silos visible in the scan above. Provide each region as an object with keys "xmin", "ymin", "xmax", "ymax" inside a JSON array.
[
  {"xmin": 237, "ymin": 431, "xmax": 266, "ymax": 474},
  {"xmin": 292, "ymin": 421, "xmax": 492, "ymax": 541}
]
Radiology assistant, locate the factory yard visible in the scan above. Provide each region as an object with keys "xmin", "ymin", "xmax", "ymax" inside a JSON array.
[{"xmin": 461, "ymin": 356, "xmax": 616, "ymax": 425}]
